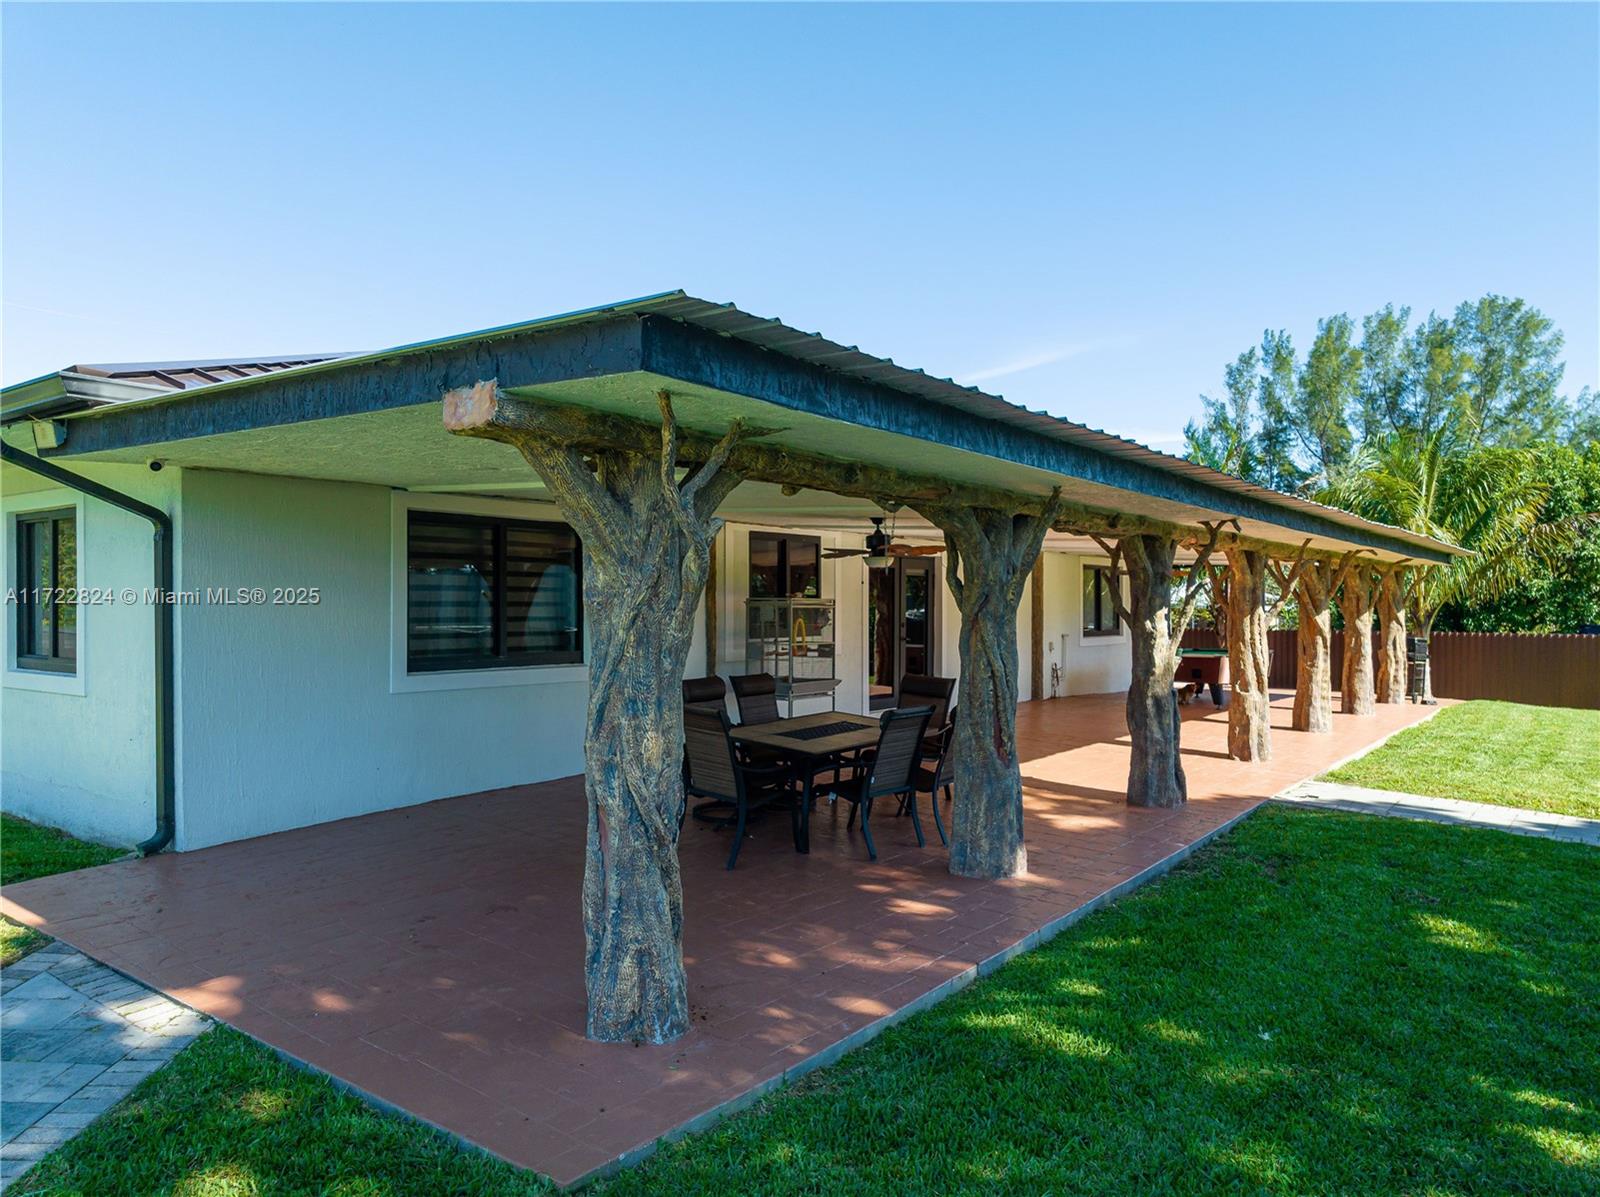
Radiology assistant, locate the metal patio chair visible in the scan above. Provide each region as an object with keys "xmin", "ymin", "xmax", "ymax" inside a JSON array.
[
  {"xmin": 682, "ymin": 675, "xmax": 728, "ymax": 715},
  {"xmin": 683, "ymin": 707, "xmax": 796, "ymax": 870},
  {"xmin": 830, "ymin": 705, "xmax": 934, "ymax": 860},
  {"xmin": 900, "ymin": 704, "xmax": 955, "ymax": 847},
  {"xmin": 729, "ymin": 672, "xmax": 782, "ymax": 726},
  {"xmin": 898, "ymin": 674, "xmax": 955, "ymax": 733}
]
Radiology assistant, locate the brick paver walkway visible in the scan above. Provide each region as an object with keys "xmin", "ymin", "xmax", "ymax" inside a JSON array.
[
  {"xmin": 1276, "ymin": 779, "xmax": 1600, "ymax": 845},
  {"xmin": 0, "ymin": 944, "xmax": 210, "ymax": 1191}
]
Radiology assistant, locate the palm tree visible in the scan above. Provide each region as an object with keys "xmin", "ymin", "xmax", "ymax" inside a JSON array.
[{"xmin": 1322, "ymin": 423, "xmax": 1574, "ymax": 696}]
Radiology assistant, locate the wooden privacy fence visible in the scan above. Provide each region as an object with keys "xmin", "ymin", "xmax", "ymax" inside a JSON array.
[
  {"xmin": 1427, "ymin": 633, "xmax": 1600, "ymax": 709},
  {"xmin": 1180, "ymin": 630, "xmax": 1600, "ymax": 710}
]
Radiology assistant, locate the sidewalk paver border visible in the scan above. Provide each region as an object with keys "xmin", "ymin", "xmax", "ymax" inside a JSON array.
[
  {"xmin": 0, "ymin": 943, "xmax": 211, "ymax": 1191},
  {"xmin": 1275, "ymin": 780, "xmax": 1600, "ymax": 845}
]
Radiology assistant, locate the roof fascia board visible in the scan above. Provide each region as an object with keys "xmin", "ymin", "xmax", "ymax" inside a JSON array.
[
  {"xmin": 45, "ymin": 316, "xmax": 646, "ymax": 458},
  {"xmin": 638, "ymin": 316, "xmax": 1452, "ymax": 563}
]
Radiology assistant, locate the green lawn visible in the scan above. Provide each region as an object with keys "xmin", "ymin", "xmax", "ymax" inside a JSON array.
[
  {"xmin": 17, "ymin": 807, "xmax": 1599, "ymax": 1196},
  {"xmin": 1324, "ymin": 700, "xmax": 1600, "ymax": 819},
  {"xmin": 12, "ymin": 1027, "xmax": 551, "ymax": 1197},
  {"xmin": 2, "ymin": 812, "xmax": 126, "ymax": 884},
  {"xmin": 0, "ymin": 813, "xmax": 125, "ymax": 965}
]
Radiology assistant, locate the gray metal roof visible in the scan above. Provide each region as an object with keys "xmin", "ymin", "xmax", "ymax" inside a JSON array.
[
  {"xmin": 1, "ymin": 352, "xmax": 358, "ymax": 421},
  {"xmin": 610, "ymin": 294, "xmax": 1463, "ymax": 560},
  {"xmin": 4, "ymin": 290, "xmax": 1462, "ymax": 558},
  {"xmin": 71, "ymin": 355, "xmax": 357, "ymax": 391}
]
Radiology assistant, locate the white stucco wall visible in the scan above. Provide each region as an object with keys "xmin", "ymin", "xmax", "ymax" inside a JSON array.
[
  {"xmin": 1054, "ymin": 552, "xmax": 1133, "ymax": 697},
  {"xmin": 1, "ymin": 462, "xmax": 176, "ymax": 847},
  {"xmin": 3, "ymin": 460, "xmax": 1133, "ymax": 853},
  {"xmin": 926, "ymin": 556, "xmax": 1125, "ymax": 705},
  {"xmin": 173, "ymin": 470, "xmax": 594, "ymax": 849},
  {"xmin": 1016, "ymin": 573, "xmax": 1034, "ymax": 703}
]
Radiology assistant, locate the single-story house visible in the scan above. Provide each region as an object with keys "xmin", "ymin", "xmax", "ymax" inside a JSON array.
[{"xmin": 1, "ymin": 291, "xmax": 1455, "ymax": 857}]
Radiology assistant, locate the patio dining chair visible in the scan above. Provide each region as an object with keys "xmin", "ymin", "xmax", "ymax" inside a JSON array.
[
  {"xmin": 684, "ymin": 707, "xmax": 796, "ymax": 870},
  {"xmin": 899, "ymin": 704, "xmax": 955, "ymax": 847},
  {"xmin": 682, "ymin": 675, "xmax": 729, "ymax": 715},
  {"xmin": 730, "ymin": 672, "xmax": 782, "ymax": 726},
  {"xmin": 898, "ymin": 674, "xmax": 955, "ymax": 732},
  {"xmin": 829, "ymin": 705, "xmax": 934, "ymax": 860}
]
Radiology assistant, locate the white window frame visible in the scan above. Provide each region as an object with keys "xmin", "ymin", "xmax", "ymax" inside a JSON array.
[
  {"xmin": 4, "ymin": 488, "xmax": 88, "ymax": 696},
  {"xmin": 1075, "ymin": 556, "xmax": 1129, "ymax": 647},
  {"xmin": 389, "ymin": 491, "xmax": 588, "ymax": 694}
]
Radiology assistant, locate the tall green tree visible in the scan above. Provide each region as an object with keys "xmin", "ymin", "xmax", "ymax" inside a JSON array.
[
  {"xmin": 1183, "ymin": 347, "xmax": 1258, "ymax": 477},
  {"xmin": 1357, "ymin": 304, "xmax": 1412, "ymax": 441},
  {"xmin": 1257, "ymin": 330, "xmax": 1304, "ymax": 492},
  {"xmin": 1187, "ymin": 295, "xmax": 1591, "ymax": 486},
  {"xmin": 1182, "ymin": 331, "xmax": 1304, "ymax": 493},
  {"xmin": 1295, "ymin": 314, "xmax": 1361, "ymax": 480},
  {"xmin": 1567, "ymin": 387, "xmax": 1600, "ymax": 448},
  {"xmin": 1409, "ymin": 312, "xmax": 1470, "ymax": 440},
  {"xmin": 1452, "ymin": 295, "xmax": 1569, "ymax": 448},
  {"xmin": 1183, "ymin": 295, "xmax": 1597, "ymax": 634}
]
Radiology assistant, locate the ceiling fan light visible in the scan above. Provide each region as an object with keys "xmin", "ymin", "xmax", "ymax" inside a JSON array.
[{"xmin": 862, "ymin": 553, "xmax": 894, "ymax": 569}]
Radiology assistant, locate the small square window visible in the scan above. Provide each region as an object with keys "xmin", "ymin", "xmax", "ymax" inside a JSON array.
[
  {"xmin": 1082, "ymin": 564, "xmax": 1121, "ymax": 637},
  {"xmin": 15, "ymin": 509, "xmax": 78, "ymax": 673},
  {"xmin": 749, "ymin": 532, "xmax": 821, "ymax": 599}
]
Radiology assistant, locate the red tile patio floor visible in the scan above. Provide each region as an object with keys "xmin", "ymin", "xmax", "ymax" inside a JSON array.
[{"xmin": 1, "ymin": 691, "xmax": 1441, "ymax": 1187}]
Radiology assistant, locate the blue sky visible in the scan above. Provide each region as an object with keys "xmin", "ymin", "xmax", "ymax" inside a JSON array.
[{"xmin": 4, "ymin": 3, "xmax": 1595, "ymax": 450}]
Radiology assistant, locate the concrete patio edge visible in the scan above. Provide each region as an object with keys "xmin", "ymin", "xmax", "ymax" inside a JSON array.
[
  {"xmin": 557, "ymin": 800, "xmax": 1264, "ymax": 1190},
  {"xmin": 28, "ymin": 799, "xmax": 1263, "ymax": 1193},
  {"xmin": 1302, "ymin": 700, "xmax": 1447, "ymax": 777},
  {"xmin": 344, "ymin": 703, "xmax": 1453, "ymax": 1188}
]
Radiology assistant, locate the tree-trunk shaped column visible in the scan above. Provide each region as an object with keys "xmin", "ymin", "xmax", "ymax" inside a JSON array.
[
  {"xmin": 1223, "ymin": 543, "xmax": 1308, "ymax": 762},
  {"xmin": 1223, "ymin": 547, "xmax": 1272, "ymax": 761},
  {"xmin": 915, "ymin": 494, "xmax": 1062, "ymax": 879},
  {"xmin": 445, "ymin": 381, "xmax": 749, "ymax": 1044},
  {"xmin": 1338, "ymin": 561, "xmax": 1378, "ymax": 716},
  {"xmin": 1204, "ymin": 560, "xmax": 1230, "ymax": 652},
  {"xmin": 1091, "ymin": 526, "xmax": 1221, "ymax": 807},
  {"xmin": 1292, "ymin": 560, "xmax": 1335, "ymax": 733},
  {"xmin": 1375, "ymin": 565, "xmax": 1409, "ymax": 703}
]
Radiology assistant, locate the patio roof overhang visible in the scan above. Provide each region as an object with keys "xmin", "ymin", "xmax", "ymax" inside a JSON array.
[{"xmin": 1, "ymin": 291, "xmax": 1463, "ymax": 564}]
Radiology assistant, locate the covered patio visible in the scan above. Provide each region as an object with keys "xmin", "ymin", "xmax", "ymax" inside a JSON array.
[{"xmin": 1, "ymin": 691, "xmax": 1441, "ymax": 1188}]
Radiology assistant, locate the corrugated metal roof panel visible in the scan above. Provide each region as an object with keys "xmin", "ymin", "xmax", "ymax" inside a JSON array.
[
  {"xmin": 7, "ymin": 289, "xmax": 1461, "ymax": 557},
  {"xmin": 618, "ymin": 294, "xmax": 1460, "ymax": 558},
  {"xmin": 71, "ymin": 354, "xmax": 357, "ymax": 393}
]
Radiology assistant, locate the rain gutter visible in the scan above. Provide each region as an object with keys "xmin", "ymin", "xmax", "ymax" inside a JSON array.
[{"xmin": 0, "ymin": 442, "xmax": 175, "ymax": 854}]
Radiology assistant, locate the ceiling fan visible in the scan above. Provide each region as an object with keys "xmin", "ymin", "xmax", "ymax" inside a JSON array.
[{"xmin": 823, "ymin": 517, "xmax": 946, "ymax": 567}]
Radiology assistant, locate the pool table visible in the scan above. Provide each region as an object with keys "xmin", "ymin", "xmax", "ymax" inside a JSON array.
[{"xmin": 1178, "ymin": 647, "xmax": 1229, "ymax": 706}]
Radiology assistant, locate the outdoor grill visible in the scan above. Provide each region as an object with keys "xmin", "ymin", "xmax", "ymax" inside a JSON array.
[{"xmin": 1406, "ymin": 635, "xmax": 1430, "ymax": 703}]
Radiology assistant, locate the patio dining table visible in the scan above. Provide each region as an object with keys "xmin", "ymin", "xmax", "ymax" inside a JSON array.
[{"xmin": 731, "ymin": 711, "xmax": 882, "ymax": 854}]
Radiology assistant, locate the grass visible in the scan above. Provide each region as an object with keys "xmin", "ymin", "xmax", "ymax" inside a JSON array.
[
  {"xmin": 12, "ymin": 1027, "xmax": 552, "ymax": 1197},
  {"xmin": 0, "ymin": 812, "xmax": 125, "ymax": 965},
  {"xmin": 2, "ymin": 812, "xmax": 126, "ymax": 884},
  {"xmin": 1324, "ymin": 700, "xmax": 1600, "ymax": 819},
  {"xmin": 16, "ymin": 807, "xmax": 1599, "ymax": 1195},
  {"xmin": 0, "ymin": 918, "xmax": 47, "ymax": 968}
]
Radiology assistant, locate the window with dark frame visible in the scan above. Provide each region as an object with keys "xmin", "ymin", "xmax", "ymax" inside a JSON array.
[
  {"xmin": 1082, "ymin": 563, "xmax": 1122, "ymax": 636},
  {"xmin": 406, "ymin": 510, "xmax": 582, "ymax": 672},
  {"xmin": 748, "ymin": 532, "xmax": 821, "ymax": 598},
  {"xmin": 15, "ymin": 509, "xmax": 78, "ymax": 674}
]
